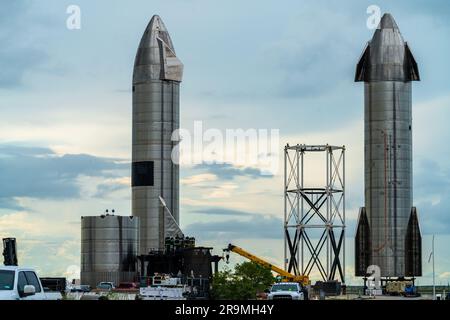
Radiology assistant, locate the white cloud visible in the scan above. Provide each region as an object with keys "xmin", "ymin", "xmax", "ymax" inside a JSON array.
[
  {"xmin": 208, "ymin": 183, "xmax": 238, "ymax": 199},
  {"xmin": 414, "ymin": 95, "xmax": 450, "ymax": 162},
  {"xmin": 0, "ymin": 211, "xmax": 48, "ymax": 237},
  {"xmin": 0, "ymin": 96, "xmax": 131, "ymax": 159},
  {"xmin": 181, "ymin": 173, "xmax": 217, "ymax": 185}
]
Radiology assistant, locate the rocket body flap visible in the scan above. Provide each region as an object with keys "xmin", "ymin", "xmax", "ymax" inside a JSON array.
[
  {"xmin": 355, "ymin": 207, "xmax": 372, "ymax": 276},
  {"xmin": 405, "ymin": 207, "xmax": 422, "ymax": 276}
]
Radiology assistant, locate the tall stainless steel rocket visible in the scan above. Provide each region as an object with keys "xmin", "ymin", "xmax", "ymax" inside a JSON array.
[
  {"xmin": 132, "ymin": 15, "xmax": 183, "ymax": 254},
  {"xmin": 354, "ymin": 13, "xmax": 422, "ymax": 278}
]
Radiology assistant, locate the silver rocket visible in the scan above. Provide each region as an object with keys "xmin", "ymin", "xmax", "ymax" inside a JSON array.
[
  {"xmin": 354, "ymin": 13, "xmax": 422, "ymax": 278},
  {"xmin": 132, "ymin": 15, "xmax": 183, "ymax": 254}
]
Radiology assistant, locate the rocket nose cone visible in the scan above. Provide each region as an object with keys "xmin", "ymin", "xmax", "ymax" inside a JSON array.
[
  {"xmin": 378, "ymin": 13, "xmax": 399, "ymax": 30},
  {"xmin": 133, "ymin": 15, "xmax": 183, "ymax": 82},
  {"xmin": 147, "ymin": 14, "xmax": 161, "ymax": 33},
  {"xmin": 355, "ymin": 13, "xmax": 420, "ymax": 82},
  {"xmin": 371, "ymin": 13, "xmax": 404, "ymax": 46},
  {"xmin": 138, "ymin": 15, "xmax": 175, "ymax": 53}
]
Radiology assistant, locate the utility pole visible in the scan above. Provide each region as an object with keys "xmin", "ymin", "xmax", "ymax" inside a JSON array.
[
  {"xmin": 429, "ymin": 235, "xmax": 436, "ymax": 300},
  {"xmin": 432, "ymin": 235, "xmax": 436, "ymax": 300}
]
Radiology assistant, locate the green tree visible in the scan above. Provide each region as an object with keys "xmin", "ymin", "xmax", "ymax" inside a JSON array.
[{"xmin": 211, "ymin": 261, "xmax": 274, "ymax": 300}]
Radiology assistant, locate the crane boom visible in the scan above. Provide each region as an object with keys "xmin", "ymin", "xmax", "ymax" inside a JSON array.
[{"xmin": 223, "ymin": 243, "xmax": 309, "ymax": 285}]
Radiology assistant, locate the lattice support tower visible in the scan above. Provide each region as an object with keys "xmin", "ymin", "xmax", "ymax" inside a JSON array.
[{"xmin": 284, "ymin": 144, "xmax": 346, "ymax": 283}]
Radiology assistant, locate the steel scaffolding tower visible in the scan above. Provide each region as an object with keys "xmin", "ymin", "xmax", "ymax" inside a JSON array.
[{"xmin": 284, "ymin": 144, "xmax": 346, "ymax": 283}]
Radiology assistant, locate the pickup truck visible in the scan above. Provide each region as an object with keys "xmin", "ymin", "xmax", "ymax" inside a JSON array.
[
  {"xmin": 0, "ymin": 266, "xmax": 62, "ymax": 300},
  {"xmin": 267, "ymin": 282, "xmax": 305, "ymax": 300}
]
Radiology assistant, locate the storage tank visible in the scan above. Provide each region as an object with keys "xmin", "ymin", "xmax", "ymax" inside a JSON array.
[{"xmin": 80, "ymin": 215, "xmax": 139, "ymax": 288}]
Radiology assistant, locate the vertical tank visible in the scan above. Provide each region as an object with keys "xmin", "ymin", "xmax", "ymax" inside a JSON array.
[
  {"xmin": 354, "ymin": 13, "xmax": 422, "ymax": 277},
  {"xmin": 132, "ymin": 15, "xmax": 183, "ymax": 254},
  {"xmin": 80, "ymin": 215, "xmax": 139, "ymax": 287}
]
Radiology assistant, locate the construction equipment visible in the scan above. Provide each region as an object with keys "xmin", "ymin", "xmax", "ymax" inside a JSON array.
[
  {"xmin": 223, "ymin": 244, "xmax": 309, "ymax": 286},
  {"xmin": 385, "ymin": 280, "xmax": 417, "ymax": 296}
]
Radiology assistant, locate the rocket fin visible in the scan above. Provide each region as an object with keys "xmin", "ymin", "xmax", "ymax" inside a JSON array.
[
  {"xmin": 158, "ymin": 38, "xmax": 184, "ymax": 81},
  {"xmin": 355, "ymin": 207, "xmax": 372, "ymax": 276},
  {"xmin": 404, "ymin": 43, "xmax": 420, "ymax": 81},
  {"xmin": 405, "ymin": 207, "xmax": 422, "ymax": 276},
  {"xmin": 355, "ymin": 43, "xmax": 370, "ymax": 82}
]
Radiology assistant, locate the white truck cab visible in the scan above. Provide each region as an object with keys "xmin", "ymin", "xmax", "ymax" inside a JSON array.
[
  {"xmin": 267, "ymin": 282, "xmax": 305, "ymax": 300},
  {"xmin": 0, "ymin": 266, "xmax": 62, "ymax": 300}
]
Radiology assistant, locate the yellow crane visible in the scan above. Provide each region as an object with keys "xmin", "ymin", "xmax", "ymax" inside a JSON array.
[{"xmin": 223, "ymin": 243, "xmax": 310, "ymax": 286}]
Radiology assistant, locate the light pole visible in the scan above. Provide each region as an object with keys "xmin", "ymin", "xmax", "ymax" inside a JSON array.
[
  {"xmin": 433, "ymin": 235, "xmax": 436, "ymax": 300},
  {"xmin": 428, "ymin": 235, "xmax": 435, "ymax": 300}
]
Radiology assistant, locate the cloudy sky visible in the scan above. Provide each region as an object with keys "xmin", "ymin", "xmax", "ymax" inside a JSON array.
[{"xmin": 1, "ymin": 0, "xmax": 449, "ymax": 285}]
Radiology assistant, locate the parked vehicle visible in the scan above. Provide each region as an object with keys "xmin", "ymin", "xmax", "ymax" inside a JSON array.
[
  {"xmin": 385, "ymin": 281, "xmax": 420, "ymax": 297},
  {"xmin": 0, "ymin": 266, "xmax": 62, "ymax": 300},
  {"xmin": 96, "ymin": 282, "xmax": 115, "ymax": 291},
  {"xmin": 267, "ymin": 282, "xmax": 305, "ymax": 300},
  {"xmin": 70, "ymin": 285, "xmax": 91, "ymax": 293},
  {"xmin": 113, "ymin": 282, "xmax": 139, "ymax": 293},
  {"xmin": 404, "ymin": 284, "xmax": 420, "ymax": 297},
  {"xmin": 138, "ymin": 275, "xmax": 187, "ymax": 300},
  {"xmin": 40, "ymin": 277, "xmax": 67, "ymax": 295}
]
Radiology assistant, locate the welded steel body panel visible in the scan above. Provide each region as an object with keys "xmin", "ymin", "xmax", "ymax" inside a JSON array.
[
  {"xmin": 80, "ymin": 215, "xmax": 139, "ymax": 288},
  {"xmin": 354, "ymin": 13, "xmax": 421, "ymax": 277},
  {"xmin": 132, "ymin": 15, "xmax": 183, "ymax": 254}
]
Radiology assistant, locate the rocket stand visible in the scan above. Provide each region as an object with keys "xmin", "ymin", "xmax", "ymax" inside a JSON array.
[{"xmin": 284, "ymin": 144, "xmax": 346, "ymax": 284}]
